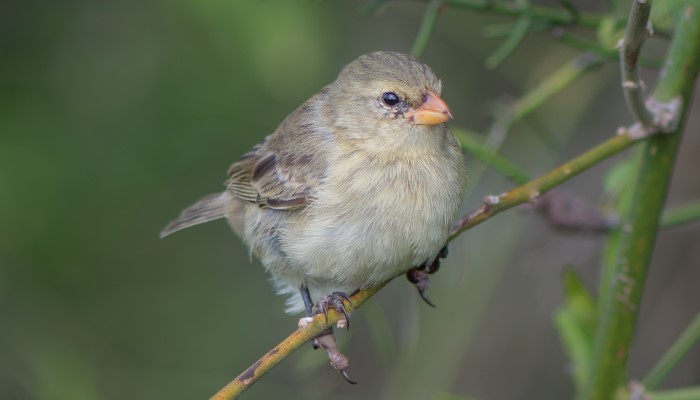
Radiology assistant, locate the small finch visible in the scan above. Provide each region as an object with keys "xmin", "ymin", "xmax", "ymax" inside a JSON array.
[{"xmin": 162, "ymin": 51, "xmax": 466, "ymax": 379}]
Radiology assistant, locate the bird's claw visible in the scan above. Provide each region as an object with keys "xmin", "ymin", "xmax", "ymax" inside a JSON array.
[
  {"xmin": 340, "ymin": 370, "xmax": 357, "ymax": 384},
  {"xmin": 406, "ymin": 245, "xmax": 450, "ymax": 307},
  {"xmin": 317, "ymin": 292, "xmax": 352, "ymax": 330},
  {"xmin": 406, "ymin": 267, "xmax": 436, "ymax": 307},
  {"xmin": 438, "ymin": 245, "xmax": 449, "ymax": 259}
]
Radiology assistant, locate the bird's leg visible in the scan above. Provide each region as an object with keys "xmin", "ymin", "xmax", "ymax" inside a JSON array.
[
  {"xmin": 298, "ymin": 285, "xmax": 356, "ymax": 384},
  {"xmin": 406, "ymin": 245, "xmax": 449, "ymax": 307},
  {"xmin": 297, "ymin": 284, "xmax": 315, "ymax": 328}
]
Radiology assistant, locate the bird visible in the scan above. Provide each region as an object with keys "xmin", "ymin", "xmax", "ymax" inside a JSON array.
[{"xmin": 161, "ymin": 51, "xmax": 466, "ymax": 378}]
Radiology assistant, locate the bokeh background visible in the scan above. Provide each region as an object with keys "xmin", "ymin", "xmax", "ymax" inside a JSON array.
[{"xmin": 2, "ymin": 1, "xmax": 699, "ymax": 399}]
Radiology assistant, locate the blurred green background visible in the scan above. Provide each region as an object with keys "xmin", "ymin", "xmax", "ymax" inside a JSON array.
[{"xmin": 2, "ymin": 1, "xmax": 699, "ymax": 399}]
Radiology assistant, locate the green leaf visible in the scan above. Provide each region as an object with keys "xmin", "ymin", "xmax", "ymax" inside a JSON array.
[
  {"xmin": 555, "ymin": 269, "xmax": 598, "ymax": 390},
  {"xmin": 596, "ymin": 15, "xmax": 624, "ymax": 50},
  {"xmin": 602, "ymin": 158, "xmax": 636, "ymax": 201}
]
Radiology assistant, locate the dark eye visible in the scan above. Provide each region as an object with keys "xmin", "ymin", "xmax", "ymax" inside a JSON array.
[{"xmin": 381, "ymin": 92, "xmax": 400, "ymax": 107}]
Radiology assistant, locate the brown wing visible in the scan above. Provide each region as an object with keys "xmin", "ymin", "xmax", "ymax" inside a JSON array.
[{"xmin": 226, "ymin": 94, "xmax": 328, "ymax": 210}]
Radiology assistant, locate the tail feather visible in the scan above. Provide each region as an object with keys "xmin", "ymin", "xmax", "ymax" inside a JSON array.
[{"xmin": 160, "ymin": 192, "xmax": 231, "ymax": 238}]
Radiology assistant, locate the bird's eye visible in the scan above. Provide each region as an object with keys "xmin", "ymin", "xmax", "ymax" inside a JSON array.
[{"xmin": 381, "ymin": 92, "xmax": 400, "ymax": 107}]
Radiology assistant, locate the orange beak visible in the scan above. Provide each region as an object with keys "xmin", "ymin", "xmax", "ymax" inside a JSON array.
[{"xmin": 406, "ymin": 91, "xmax": 453, "ymax": 125}]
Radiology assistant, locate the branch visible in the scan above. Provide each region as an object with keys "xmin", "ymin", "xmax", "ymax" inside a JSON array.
[
  {"xmin": 647, "ymin": 386, "xmax": 700, "ymax": 400},
  {"xmin": 445, "ymin": 0, "xmax": 603, "ymax": 28},
  {"xmin": 485, "ymin": 15, "xmax": 532, "ymax": 69},
  {"xmin": 643, "ymin": 312, "xmax": 700, "ymax": 391},
  {"xmin": 584, "ymin": 3, "xmax": 700, "ymax": 399},
  {"xmin": 210, "ymin": 281, "xmax": 388, "ymax": 400},
  {"xmin": 450, "ymin": 127, "xmax": 644, "ymax": 240},
  {"xmin": 661, "ymin": 201, "xmax": 700, "ymax": 229},
  {"xmin": 553, "ymin": 29, "xmax": 663, "ymax": 69},
  {"xmin": 411, "ymin": 0, "xmax": 445, "ymax": 58},
  {"xmin": 620, "ymin": 0, "xmax": 655, "ymax": 129},
  {"xmin": 213, "ymin": 121, "xmax": 653, "ymax": 399},
  {"xmin": 452, "ymin": 127, "xmax": 531, "ymax": 184}
]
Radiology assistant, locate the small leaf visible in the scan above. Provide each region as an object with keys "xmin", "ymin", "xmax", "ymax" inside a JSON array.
[
  {"xmin": 603, "ymin": 159, "xmax": 636, "ymax": 200},
  {"xmin": 555, "ymin": 269, "xmax": 598, "ymax": 390},
  {"xmin": 596, "ymin": 15, "xmax": 624, "ymax": 50}
]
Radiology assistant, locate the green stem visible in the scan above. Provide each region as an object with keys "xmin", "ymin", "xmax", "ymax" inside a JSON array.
[
  {"xmin": 583, "ymin": 3, "xmax": 700, "ymax": 399},
  {"xmin": 620, "ymin": 0, "xmax": 655, "ymax": 128},
  {"xmin": 485, "ymin": 15, "xmax": 532, "ymax": 69},
  {"xmin": 649, "ymin": 386, "xmax": 700, "ymax": 400},
  {"xmin": 482, "ymin": 52, "xmax": 604, "ymax": 163},
  {"xmin": 411, "ymin": 0, "xmax": 444, "ymax": 58},
  {"xmin": 482, "ymin": 20, "xmax": 550, "ymax": 38},
  {"xmin": 452, "ymin": 127, "xmax": 531, "ymax": 184},
  {"xmin": 554, "ymin": 31, "xmax": 663, "ymax": 68},
  {"xmin": 661, "ymin": 201, "xmax": 700, "ymax": 229},
  {"xmin": 511, "ymin": 52, "xmax": 604, "ymax": 123},
  {"xmin": 643, "ymin": 312, "xmax": 700, "ymax": 390},
  {"xmin": 450, "ymin": 130, "xmax": 642, "ymax": 240},
  {"xmin": 446, "ymin": 0, "xmax": 603, "ymax": 28}
]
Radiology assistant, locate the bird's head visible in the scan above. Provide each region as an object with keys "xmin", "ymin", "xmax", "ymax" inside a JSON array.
[{"xmin": 324, "ymin": 51, "xmax": 453, "ymax": 151}]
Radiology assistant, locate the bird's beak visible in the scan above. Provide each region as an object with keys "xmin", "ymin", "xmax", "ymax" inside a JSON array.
[{"xmin": 406, "ymin": 91, "xmax": 453, "ymax": 126}]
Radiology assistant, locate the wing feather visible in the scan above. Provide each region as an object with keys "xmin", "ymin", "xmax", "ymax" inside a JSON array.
[{"xmin": 226, "ymin": 93, "xmax": 329, "ymax": 210}]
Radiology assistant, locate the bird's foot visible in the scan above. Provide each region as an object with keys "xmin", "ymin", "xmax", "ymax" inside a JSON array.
[
  {"xmin": 406, "ymin": 245, "xmax": 449, "ymax": 307},
  {"xmin": 313, "ymin": 328, "xmax": 357, "ymax": 384},
  {"xmin": 316, "ymin": 291, "xmax": 352, "ymax": 330},
  {"xmin": 298, "ymin": 285, "xmax": 356, "ymax": 384}
]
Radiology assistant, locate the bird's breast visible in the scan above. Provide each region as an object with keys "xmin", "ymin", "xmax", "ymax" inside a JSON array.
[{"xmin": 280, "ymin": 149, "xmax": 464, "ymax": 287}]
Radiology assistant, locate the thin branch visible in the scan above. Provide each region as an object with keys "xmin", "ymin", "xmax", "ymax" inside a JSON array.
[
  {"xmin": 620, "ymin": 0, "xmax": 655, "ymax": 129},
  {"xmin": 445, "ymin": 0, "xmax": 603, "ymax": 28},
  {"xmin": 661, "ymin": 201, "xmax": 700, "ymax": 229},
  {"xmin": 210, "ymin": 281, "xmax": 389, "ymax": 400},
  {"xmin": 452, "ymin": 127, "xmax": 531, "ymax": 184},
  {"xmin": 411, "ymin": 0, "xmax": 445, "ymax": 58},
  {"xmin": 485, "ymin": 15, "xmax": 532, "ymax": 69},
  {"xmin": 450, "ymin": 127, "xmax": 644, "ymax": 240},
  {"xmin": 647, "ymin": 386, "xmax": 700, "ymax": 400},
  {"xmin": 643, "ymin": 312, "xmax": 700, "ymax": 391},
  {"xmin": 512, "ymin": 52, "xmax": 604, "ymax": 122},
  {"xmin": 482, "ymin": 20, "xmax": 551, "ymax": 38},
  {"xmin": 553, "ymin": 29, "xmax": 663, "ymax": 69},
  {"xmin": 441, "ymin": 0, "xmax": 672, "ymax": 38},
  {"xmin": 213, "ymin": 124, "xmax": 651, "ymax": 400},
  {"xmin": 479, "ymin": 51, "xmax": 604, "ymax": 183}
]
